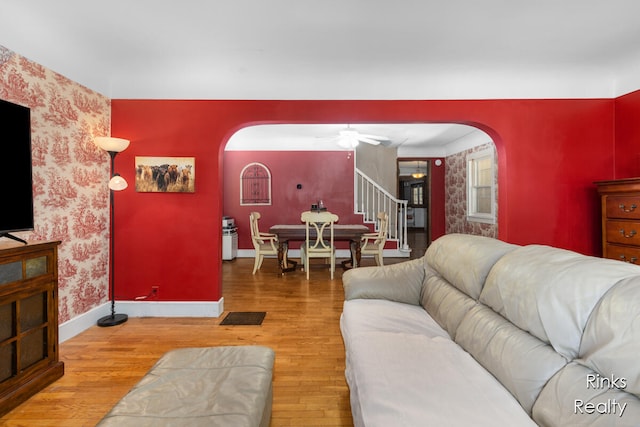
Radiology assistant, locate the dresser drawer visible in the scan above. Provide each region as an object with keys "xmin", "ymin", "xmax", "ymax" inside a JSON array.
[
  {"xmin": 605, "ymin": 244, "xmax": 640, "ymax": 264},
  {"xmin": 606, "ymin": 220, "xmax": 640, "ymax": 245},
  {"xmin": 605, "ymin": 195, "xmax": 640, "ymax": 219}
]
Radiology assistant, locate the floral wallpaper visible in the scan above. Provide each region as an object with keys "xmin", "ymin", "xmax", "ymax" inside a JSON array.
[
  {"xmin": 0, "ymin": 46, "xmax": 111, "ymax": 323},
  {"xmin": 445, "ymin": 142, "xmax": 498, "ymax": 237}
]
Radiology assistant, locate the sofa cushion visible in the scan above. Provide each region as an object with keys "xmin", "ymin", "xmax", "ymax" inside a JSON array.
[
  {"xmin": 341, "ymin": 299, "xmax": 449, "ymax": 342},
  {"xmin": 420, "ymin": 271, "xmax": 478, "ymax": 340},
  {"xmin": 480, "ymin": 244, "xmax": 640, "ymax": 359},
  {"xmin": 455, "ymin": 304, "xmax": 568, "ymax": 414},
  {"xmin": 580, "ymin": 276, "xmax": 640, "ymax": 398},
  {"xmin": 425, "ymin": 233, "xmax": 517, "ymax": 300},
  {"xmin": 531, "ymin": 276, "xmax": 640, "ymax": 426},
  {"xmin": 532, "ymin": 362, "xmax": 640, "ymax": 426},
  {"xmin": 344, "ymin": 332, "xmax": 538, "ymax": 427},
  {"xmin": 343, "ymin": 258, "xmax": 424, "ymax": 305}
]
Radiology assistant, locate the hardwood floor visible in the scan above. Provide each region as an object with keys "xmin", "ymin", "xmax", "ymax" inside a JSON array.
[
  {"xmin": 0, "ymin": 252, "xmax": 416, "ymax": 427},
  {"xmin": 407, "ymin": 228, "xmax": 429, "ymax": 259}
]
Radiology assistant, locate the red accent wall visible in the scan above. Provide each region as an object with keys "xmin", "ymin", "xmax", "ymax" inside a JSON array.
[
  {"xmin": 614, "ymin": 90, "xmax": 640, "ymax": 178},
  {"xmin": 223, "ymin": 150, "xmax": 361, "ymax": 250},
  {"xmin": 111, "ymin": 99, "xmax": 616, "ymax": 302}
]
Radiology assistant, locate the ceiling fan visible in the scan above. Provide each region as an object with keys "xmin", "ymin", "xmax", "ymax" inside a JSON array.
[{"xmin": 329, "ymin": 125, "xmax": 391, "ymax": 148}]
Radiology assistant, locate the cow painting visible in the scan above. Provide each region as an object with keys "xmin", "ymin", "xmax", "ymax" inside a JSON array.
[{"xmin": 134, "ymin": 156, "xmax": 195, "ymax": 193}]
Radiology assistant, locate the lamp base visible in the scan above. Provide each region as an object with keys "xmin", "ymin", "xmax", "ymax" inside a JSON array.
[{"xmin": 97, "ymin": 313, "xmax": 128, "ymax": 327}]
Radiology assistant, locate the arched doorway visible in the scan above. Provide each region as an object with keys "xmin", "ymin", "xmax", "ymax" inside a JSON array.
[{"xmin": 223, "ymin": 123, "xmax": 496, "ymax": 258}]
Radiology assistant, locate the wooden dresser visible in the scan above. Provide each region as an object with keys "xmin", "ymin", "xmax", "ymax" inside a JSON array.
[
  {"xmin": 0, "ymin": 240, "xmax": 64, "ymax": 416},
  {"xmin": 595, "ymin": 178, "xmax": 640, "ymax": 264}
]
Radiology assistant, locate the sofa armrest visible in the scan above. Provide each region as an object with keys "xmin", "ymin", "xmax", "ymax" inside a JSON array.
[{"xmin": 342, "ymin": 258, "xmax": 425, "ymax": 305}]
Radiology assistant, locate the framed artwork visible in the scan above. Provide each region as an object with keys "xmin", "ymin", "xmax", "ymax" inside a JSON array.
[
  {"xmin": 135, "ymin": 156, "xmax": 195, "ymax": 193},
  {"xmin": 240, "ymin": 162, "xmax": 271, "ymax": 205}
]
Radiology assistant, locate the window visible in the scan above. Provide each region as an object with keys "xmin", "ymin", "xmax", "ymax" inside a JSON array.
[
  {"xmin": 240, "ymin": 162, "xmax": 271, "ymax": 205},
  {"xmin": 411, "ymin": 183, "xmax": 424, "ymax": 206},
  {"xmin": 467, "ymin": 148, "xmax": 495, "ymax": 223}
]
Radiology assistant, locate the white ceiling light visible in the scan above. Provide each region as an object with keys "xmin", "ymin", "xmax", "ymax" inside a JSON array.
[
  {"xmin": 334, "ymin": 125, "xmax": 391, "ymax": 148},
  {"xmin": 337, "ymin": 129, "xmax": 360, "ymax": 148}
]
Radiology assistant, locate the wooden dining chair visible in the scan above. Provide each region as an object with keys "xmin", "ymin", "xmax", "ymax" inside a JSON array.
[
  {"xmin": 300, "ymin": 210, "xmax": 339, "ymax": 279},
  {"xmin": 359, "ymin": 211, "xmax": 389, "ymax": 266},
  {"xmin": 249, "ymin": 212, "xmax": 281, "ymax": 274}
]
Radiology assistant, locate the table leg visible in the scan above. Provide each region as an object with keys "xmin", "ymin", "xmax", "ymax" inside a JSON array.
[
  {"xmin": 353, "ymin": 240, "xmax": 362, "ymax": 268},
  {"xmin": 342, "ymin": 240, "xmax": 361, "ymax": 270},
  {"xmin": 277, "ymin": 241, "xmax": 285, "ymax": 270},
  {"xmin": 278, "ymin": 240, "xmax": 297, "ymax": 273}
]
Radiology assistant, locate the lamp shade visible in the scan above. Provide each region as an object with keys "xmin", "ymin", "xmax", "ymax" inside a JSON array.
[
  {"xmin": 95, "ymin": 136, "xmax": 130, "ymax": 153},
  {"xmin": 109, "ymin": 174, "xmax": 128, "ymax": 191}
]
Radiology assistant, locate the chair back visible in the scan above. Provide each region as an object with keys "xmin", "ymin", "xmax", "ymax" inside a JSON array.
[
  {"xmin": 301, "ymin": 211, "xmax": 339, "ymax": 256},
  {"xmin": 375, "ymin": 212, "xmax": 389, "ymax": 244},
  {"xmin": 358, "ymin": 211, "xmax": 389, "ymax": 266},
  {"xmin": 249, "ymin": 211, "xmax": 263, "ymax": 249}
]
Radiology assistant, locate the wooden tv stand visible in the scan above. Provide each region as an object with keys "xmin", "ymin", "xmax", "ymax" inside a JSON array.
[{"xmin": 0, "ymin": 240, "xmax": 64, "ymax": 417}]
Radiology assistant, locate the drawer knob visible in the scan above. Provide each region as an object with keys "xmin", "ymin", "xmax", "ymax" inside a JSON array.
[
  {"xmin": 619, "ymin": 203, "xmax": 638, "ymax": 212},
  {"xmin": 619, "ymin": 255, "xmax": 638, "ymax": 264},
  {"xmin": 619, "ymin": 229, "xmax": 637, "ymax": 238}
]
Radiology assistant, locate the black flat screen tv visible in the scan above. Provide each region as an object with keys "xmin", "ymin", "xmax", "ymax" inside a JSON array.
[{"xmin": 0, "ymin": 99, "xmax": 34, "ymax": 243}]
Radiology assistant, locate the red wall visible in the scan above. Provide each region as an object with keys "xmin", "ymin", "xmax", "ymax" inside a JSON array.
[
  {"xmin": 111, "ymin": 99, "xmax": 616, "ymax": 302},
  {"xmin": 223, "ymin": 150, "xmax": 361, "ymax": 250},
  {"xmin": 614, "ymin": 90, "xmax": 640, "ymax": 178}
]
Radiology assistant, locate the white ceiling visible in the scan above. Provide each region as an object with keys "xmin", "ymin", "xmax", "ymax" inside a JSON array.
[
  {"xmin": 225, "ymin": 123, "xmax": 490, "ymax": 156},
  {"xmin": 2, "ymin": 0, "xmax": 640, "ymax": 100},
  {"xmin": 3, "ymin": 1, "xmax": 638, "ymax": 153}
]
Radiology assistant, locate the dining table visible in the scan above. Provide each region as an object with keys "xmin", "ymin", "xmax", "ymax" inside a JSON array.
[{"xmin": 269, "ymin": 224, "xmax": 371, "ymax": 273}]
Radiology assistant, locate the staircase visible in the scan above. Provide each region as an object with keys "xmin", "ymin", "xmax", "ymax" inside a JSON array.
[{"xmin": 354, "ymin": 168, "xmax": 410, "ymax": 256}]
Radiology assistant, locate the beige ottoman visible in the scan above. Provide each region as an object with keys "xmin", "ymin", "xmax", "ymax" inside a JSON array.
[{"xmin": 97, "ymin": 346, "xmax": 275, "ymax": 427}]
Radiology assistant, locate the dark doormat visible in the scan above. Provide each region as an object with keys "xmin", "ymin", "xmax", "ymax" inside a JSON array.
[{"xmin": 220, "ymin": 311, "xmax": 266, "ymax": 326}]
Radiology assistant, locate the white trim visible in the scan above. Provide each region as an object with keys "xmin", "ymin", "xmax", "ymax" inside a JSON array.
[
  {"xmin": 466, "ymin": 214, "xmax": 496, "ymax": 224},
  {"xmin": 380, "ymin": 248, "xmax": 411, "ymax": 258},
  {"xmin": 119, "ymin": 299, "xmax": 224, "ymax": 318},
  {"xmin": 59, "ymin": 303, "xmax": 110, "ymax": 343},
  {"xmin": 59, "ymin": 299, "xmax": 224, "ymax": 343},
  {"xmin": 237, "ymin": 248, "xmax": 409, "ymax": 259},
  {"xmin": 466, "ymin": 148, "xmax": 496, "ymax": 224}
]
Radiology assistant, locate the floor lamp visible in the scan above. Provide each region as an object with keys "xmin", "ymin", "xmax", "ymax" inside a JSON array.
[{"xmin": 95, "ymin": 136, "xmax": 130, "ymax": 327}]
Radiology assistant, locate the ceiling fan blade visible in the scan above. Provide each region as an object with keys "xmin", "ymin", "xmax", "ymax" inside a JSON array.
[
  {"xmin": 358, "ymin": 133, "xmax": 391, "ymax": 142},
  {"xmin": 358, "ymin": 137, "xmax": 382, "ymax": 145}
]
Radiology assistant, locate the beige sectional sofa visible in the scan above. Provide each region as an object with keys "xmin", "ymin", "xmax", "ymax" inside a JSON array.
[{"xmin": 341, "ymin": 233, "xmax": 640, "ymax": 426}]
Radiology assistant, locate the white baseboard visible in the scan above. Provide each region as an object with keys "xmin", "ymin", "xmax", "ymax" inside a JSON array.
[
  {"xmin": 59, "ymin": 304, "xmax": 110, "ymax": 343},
  {"xmin": 59, "ymin": 298, "xmax": 224, "ymax": 343},
  {"xmin": 236, "ymin": 248, "xmax": 410, "ymax": 259}
]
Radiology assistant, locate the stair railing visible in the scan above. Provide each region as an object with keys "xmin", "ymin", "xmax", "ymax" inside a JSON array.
[{"xmin": 354, "ymin": 168, "xmax": 409, "ymax": 252}]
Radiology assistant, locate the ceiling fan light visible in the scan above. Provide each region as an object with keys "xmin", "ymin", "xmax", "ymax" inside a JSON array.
[
  {"xmin": 337, "ymin": 135, "xmax": 358, "ymax": 148},
  {"xmin": 340, "ymin": 129, "xmax": 358, "ymax": 137},
  {"xmin": 332, "ymin": 125, "xmax": 387, "ymax": 149}
]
